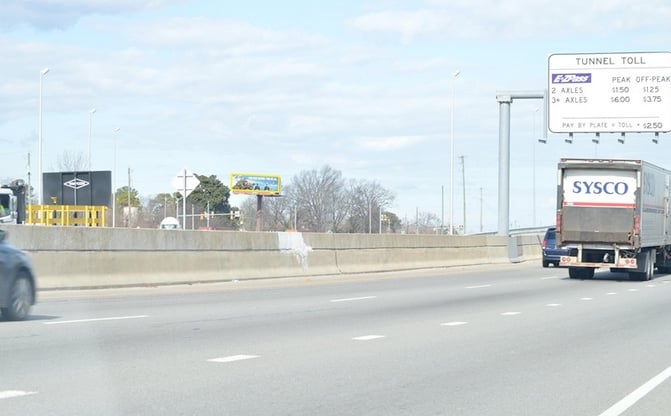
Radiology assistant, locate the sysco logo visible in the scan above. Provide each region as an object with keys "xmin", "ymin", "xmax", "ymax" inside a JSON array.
[
  {"xmin": 572, "ymin": 181, "xmax": 629, "ymax": 195},
  {"xmin": 552, "ymin": 73, "xmax": 592, "ymax": 84}
]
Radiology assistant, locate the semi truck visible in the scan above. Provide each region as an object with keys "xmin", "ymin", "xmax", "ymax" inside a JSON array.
[
  {"xmin": 557, "ymin": 158, "xmax": 671, "ymax": 280},
  {"xmin": 0, "ymin": 180, "xmax": 26, "ymax": 224}
]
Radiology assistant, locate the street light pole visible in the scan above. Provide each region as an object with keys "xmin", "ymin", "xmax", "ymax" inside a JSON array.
[
  {"xmin": 38, "ymin": 67, "xmax": 49, "ymax": 205},
  {"xmin": 88, "ymin": 108, "xmax": 96, "ymax": 171},
  {"xmin": 112, "ymin": 127, "xmax": 120, "ymax": 227},
  {"xmin": 449, "ymin": 69, "xmax": 460, "ymax": 235}
]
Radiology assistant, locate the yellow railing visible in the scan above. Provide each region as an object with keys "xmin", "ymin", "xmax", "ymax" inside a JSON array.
[{"xmin": 26, "ymin": 205, "xmax": 108, "ymax": 227}]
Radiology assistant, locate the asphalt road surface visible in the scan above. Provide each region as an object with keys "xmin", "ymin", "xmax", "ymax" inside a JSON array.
[{"xmin": 3, "ymin": 263, "xmax": 671, "ymax": 416}]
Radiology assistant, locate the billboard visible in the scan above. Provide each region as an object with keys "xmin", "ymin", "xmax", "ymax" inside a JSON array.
[
  {"xmin": 43, "ymin": 171, "xmax": 112, "ymax": 206},
  {"xmin": 230, "ymin": 173, "xmax": 281, "ymax": 195}
]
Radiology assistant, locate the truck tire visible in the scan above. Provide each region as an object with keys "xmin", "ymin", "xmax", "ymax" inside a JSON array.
[
  {"xmin": 630, "ymin": 250, "xmax": 655, "ymax": 281},
  {"xmin": 1, "ymin": 272, "xmax": 34, "ymax": 321},
  {"xmin": 569, "ymin": 267, "xmax": 594, "ymax": 279}
]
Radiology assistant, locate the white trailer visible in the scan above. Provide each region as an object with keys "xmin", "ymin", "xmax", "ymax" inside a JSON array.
[{"xmin": 556, "ymin": 158, "xmax": 671, "ymax": 280}]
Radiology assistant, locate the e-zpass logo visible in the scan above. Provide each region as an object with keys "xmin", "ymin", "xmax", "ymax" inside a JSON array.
[{"xmin": 552, "ymin": 73, "xmax": 592, "ymax": 84}]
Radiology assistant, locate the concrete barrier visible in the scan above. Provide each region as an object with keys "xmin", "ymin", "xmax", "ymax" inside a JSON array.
[{"xmin": 2, "ymin": 225, "xmax": 541, "ymax": 290}]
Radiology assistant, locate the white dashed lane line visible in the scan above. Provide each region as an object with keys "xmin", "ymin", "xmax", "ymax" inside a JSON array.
[
  {"xmin": 208, "ymin": 355, "xmax": 260, "ymax": 363},
  {"xmin": 353, "ymin": 335, "xmax": 385, "ymax": 341},
  {"xmin": 465, "ymin": 284, "xmax": 492, "ymax": 289},
  {"xmin": 441, "ymin": 321, "xmax": 468, "ymax": 327},
  {"xmin": 330, "ymin": 296, "xmax": 377, "ymax": 303},
  {"xmin": 500, "ymin": 312, "xmax": 521, "ymax": 316},
  {"xmin": 44, "ymin": 315, "xmax": 149, "ymax": 325},
  {"xmin": 546, "ymin": 303, "xmax": 562, "ymax": 307},
  {"xmin": 0, "ymin": 390, "xmax": 37, "ymax": 400}
]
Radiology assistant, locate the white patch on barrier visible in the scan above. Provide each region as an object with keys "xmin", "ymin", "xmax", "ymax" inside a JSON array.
[{"xmin": 277, "ymin": 232, "xmax": 312, "ymax": 270}]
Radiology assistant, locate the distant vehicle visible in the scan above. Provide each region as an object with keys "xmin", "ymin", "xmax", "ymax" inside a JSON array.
[
  {"xmin": 159, "ymin": 216, "xmax": 180, "ymax": 230},
  {"xmin": 0, "ymin": 179, "xmax": 27, "ymax": 224},
  {"xmin": 0, "ymin": 229, "xmax": 36, "ymax": 320},
  {"xmin": 556, "ymin": 158, "xmax": 671, "ymax": 280},
  {"xmin": 541, "ymin": 227, "xmax": 570, "ymax": 268}
]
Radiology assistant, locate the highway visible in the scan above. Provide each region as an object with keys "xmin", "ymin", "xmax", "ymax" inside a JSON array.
[{"xmin": 3, "ymin": 262, "xmax": 671, "ymax": 416}]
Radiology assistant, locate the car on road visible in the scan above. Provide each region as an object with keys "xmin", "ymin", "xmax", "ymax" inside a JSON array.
[
  {"xmin": 0, "ymin": 229, "xmax": 36, "ymax": 320},
  {"xmin": 542, "ymin": 226, "xmax": 571, "ymax": 268}
]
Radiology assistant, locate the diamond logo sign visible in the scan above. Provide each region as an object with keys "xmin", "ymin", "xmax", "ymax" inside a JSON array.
[{"xmin": 63, "ymin": 178, "xmax": 90, "ymax": 190}]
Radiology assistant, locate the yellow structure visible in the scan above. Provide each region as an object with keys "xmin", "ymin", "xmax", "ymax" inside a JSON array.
[{"xmin": 26, "ymin": 205, "xmax": 107, "ymax": 227}]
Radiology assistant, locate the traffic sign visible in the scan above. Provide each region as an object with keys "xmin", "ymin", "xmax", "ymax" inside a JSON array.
[
  {"xmin": 172, "ymin": 169, "xmax": 200, "ymax": 197},
  {"xmin": 548, "ymin": 52, "xmax": 671, "ymax": 133}
]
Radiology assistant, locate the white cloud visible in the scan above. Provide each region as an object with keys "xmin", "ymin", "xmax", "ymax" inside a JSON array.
[
  {"xmin": 0, "ymin": 0, "xmax": 184, "ymax": 31},
  {"xmin": 357, "ymin": 135, "xmax": 429, "ymax": 151},
  {"xmin": 350, "ymin": 0, "xmax": 671, "ymax": 41}
]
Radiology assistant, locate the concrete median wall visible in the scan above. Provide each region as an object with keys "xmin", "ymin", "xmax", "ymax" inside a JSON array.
[{"xmin": 2, "ymin": 225, "xmax": 541, "ymax": 290}]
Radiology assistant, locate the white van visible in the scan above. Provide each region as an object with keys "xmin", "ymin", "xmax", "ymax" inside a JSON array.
[{"xmin": 159, "ymin": 217, "xmax": 180, "ymax": 230}]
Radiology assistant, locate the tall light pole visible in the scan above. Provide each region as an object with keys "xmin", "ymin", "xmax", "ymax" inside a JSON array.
[
  {"xmin": 88, "ymin": 108, "xmax": 96, "ymax": 171},
  {"xmin": 449, "ymin": 69, "xmax": 460, "ymax": 235},
  {"xmin": 532, "ymin": 107, "xmax": 539, "ymax": 227},
  {"xmin": 112, "ymin": 127, "xmax": 120, "ymax": 227},
  {"xmin": 38, "ymin": 67, "xmax": 49, "ymax": 205}
]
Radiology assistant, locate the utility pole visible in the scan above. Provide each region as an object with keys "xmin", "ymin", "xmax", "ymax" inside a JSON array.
[
  {"xmin": 460, "ymin": 155, "xmax": 466, "ymax": 234},
  {"xmin": 127, "ymin": 168, "xmax": 131, "ymax": 227},
  {"xmin": 479, "ymin": 187, "xmax": 483, "ymax": 233}
]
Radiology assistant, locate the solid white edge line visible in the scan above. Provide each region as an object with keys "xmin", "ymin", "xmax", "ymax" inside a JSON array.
[
  {"xmin": 44, "ymin": 315, "xmax": 149, "ymax": 325},
  {"xmin": 208, "ymin": 355, "xmax": 259, "ymax": 363},
  {"xmin": 599, "ymin": 365, "xmax": 671, "ymax": 416},
  {"xmin": 330, "ymin": 296, "xmax": 377, "ymax": 303},
  {"xmin": 0, "ymin": 390, "xmax": 37, "ymax": 400},
  {"xmin": 353, "ymin": 335, "xmax": 385, "ymax": 341}
]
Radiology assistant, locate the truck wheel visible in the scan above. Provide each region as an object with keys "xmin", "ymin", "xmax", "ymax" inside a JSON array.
[
  {"xmin": 569, "ymin": 267, "xmax": 594, "ymax": 279},
  {"xmin": 1, "ymin": 272, "xmax": 34, "ymax": 321},
  {"xmin": 647, "ymin": 250, "xmax": 656, "ymax": 280}
]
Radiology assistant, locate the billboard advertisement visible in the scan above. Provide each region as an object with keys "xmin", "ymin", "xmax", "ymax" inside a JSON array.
[
  {"xmin": 43, "ymin": 171, "xmax": 111, "ymax": 206},
  {"xmin": 230, "ymin": 173, "xmax": 281, "ymax": 195}
]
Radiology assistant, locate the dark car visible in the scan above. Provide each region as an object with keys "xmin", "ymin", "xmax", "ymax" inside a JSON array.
[
  {"xmin": 542, "ymin": 226, "xmax": 571, "ymax": 268},
  {"xmin": 0, "ymin": 229, "xmax": 36, "ymax": 320}
]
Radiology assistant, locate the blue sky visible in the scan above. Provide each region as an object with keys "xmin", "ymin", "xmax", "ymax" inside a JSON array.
[{"xmin": 2, "ymin": 0, "xmax": 671, "ymax": 233}]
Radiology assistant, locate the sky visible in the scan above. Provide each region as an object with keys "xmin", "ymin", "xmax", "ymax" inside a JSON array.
[{"xmin": 2, "ymin": 0, "xmax": 671, "ymax": 233}]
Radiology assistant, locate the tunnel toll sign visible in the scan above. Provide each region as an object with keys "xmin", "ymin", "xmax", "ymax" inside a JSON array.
[{"xmin": 548, "ymin": 52, "xmax": 671, "ymax": 133}]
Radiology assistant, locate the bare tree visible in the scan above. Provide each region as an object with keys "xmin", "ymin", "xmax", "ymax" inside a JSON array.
[
  {"xmin": 345, "ymin": 178, "xmax": 395, "ymax": 233},
  {"xmin": 291, "ymin": 165, "xmax": 347, "ymax": 232},
  {"xmin": 57, "ymin": 151, "xmax": 86, "ymax": 171}
]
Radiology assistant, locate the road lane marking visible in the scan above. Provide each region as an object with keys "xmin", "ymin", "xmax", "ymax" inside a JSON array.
[
  {"xmin": 353, "ymin": 335, "xmax": 385, "ymax": 341},
  {"xmin": 581, "ymin": 297, "xmax": 594, "ymax": 301},
  {"xmin": 546, "ymin": 303, "xmax": 562, "ymax": 307},
  {"xmin": 208, "ymin": 355, "xmax": 259, "ymax": 363},
  {"xmin": 598, "ymin": 365, "xmax": 671, "ymax": 416},
  {"xmin": 606, "ymin": 292, "xmax": 617, "ymax": 295},
  {"xmin": 465, "ymin": 284, "xmax": 492, "ymax": 289},
  {"xmin": 44, "ymin": 315, "xmax": 149, "ymax": 325},
  {"xmin": 628, "ymin": 289, "xmax": 639, "ymax": 292},
  {"xmin": 540, "ymin": 276, "xmax": 563, "ymax": 280},
  {"xmin": 500, "ymin": 312, "xmax": 521, "ymax": 316},
  {"xmin": 441, "ymin": 321, "xmax": 468, "ymax": 326},
  {"xmin": 0, "ymin": 391, "xmax": 37, "ymax": 400},
  {"xmin": 330, "ymin": 296, "xmax": 377, "ymax": 303},
  {"xmin": 646, "ymin": 284, "xmax": 656, "ymax": 288}
]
